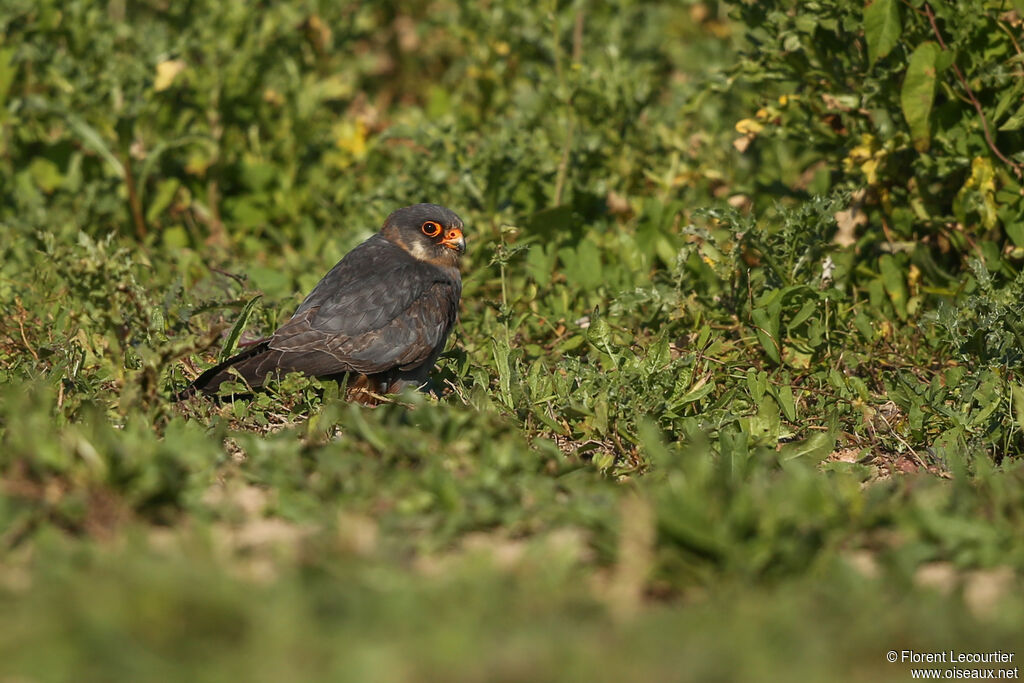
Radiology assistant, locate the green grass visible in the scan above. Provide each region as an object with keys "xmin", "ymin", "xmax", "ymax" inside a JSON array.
[{"xmin": 2, "ymin": 1, "xmax": 1024, "ymax": 680}]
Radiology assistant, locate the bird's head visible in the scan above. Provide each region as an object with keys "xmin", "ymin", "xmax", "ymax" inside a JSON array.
[{"xmin": 381, "ymin": 204, "xmax": 466, "ymax": 267}]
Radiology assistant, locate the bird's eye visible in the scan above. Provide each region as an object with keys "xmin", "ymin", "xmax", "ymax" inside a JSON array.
[{"xmin": 421, "ymin": 221, "xmax": 442, "ymax": 237}]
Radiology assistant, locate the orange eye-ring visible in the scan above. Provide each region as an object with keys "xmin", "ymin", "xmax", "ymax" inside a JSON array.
[{"xmin": 421, "ymin": 220, "xmax": 442, "ymax": 237}]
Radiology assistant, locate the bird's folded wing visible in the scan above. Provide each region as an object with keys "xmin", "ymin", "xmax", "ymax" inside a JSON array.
[
  {"xmin": 268, "ymin": 280, "xmax": 459, "ymax": 375},
  {"xmin": 292, "ymin": 236, "xmax": 426, "ymax": 335}
]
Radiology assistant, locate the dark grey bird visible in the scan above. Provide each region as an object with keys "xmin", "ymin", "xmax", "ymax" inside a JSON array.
[{"xmin": 179, "ymin": 204, "xmax": 466, "ymax": 402}]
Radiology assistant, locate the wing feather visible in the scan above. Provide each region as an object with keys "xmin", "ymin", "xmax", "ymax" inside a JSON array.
[
  {"xmin": 265, "ymin": 235, "xmax": 461, "ymax": 376},
  {"xmin": 293, "ymin": 234, "xmax": 430, "ymax": 336}
]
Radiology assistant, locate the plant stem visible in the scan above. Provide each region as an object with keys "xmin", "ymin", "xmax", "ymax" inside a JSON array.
[{"xmin": 553, "ymin": 5, "xmax": 584, "ymax": 206}]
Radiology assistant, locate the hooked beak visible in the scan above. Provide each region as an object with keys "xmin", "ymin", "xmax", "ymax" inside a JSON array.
[{"xmin": 441, "ymin": 227, "xmax": 466, "ymax": 254}]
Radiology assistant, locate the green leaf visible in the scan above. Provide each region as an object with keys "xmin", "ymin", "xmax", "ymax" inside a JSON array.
[
  {"xmin": 642, "ymin": 333, "xmax": 671, "ymax": 375},
  {"xmin": 998, "ymin": 102, "xmax": 1024, "ymax": 132},
  {"xmin": 61, "ymin": 111, "xmax": 125, "ymax": 179},
  {"xmin": 27, "ymin": 158, "xmax": 63, "ymax": 193},
  {"xmin": 531, "ymin": 404, "xmax": 568, "ymax": 435},
  {"xmin": 0, "ymin": 47, "xmax": 15, "ymax": 115},
  {"xmin": 751, "ymin": 292, "xmax": 782, "ymax": 365},
  {"xmin": 676, "ymin": 374, "xmax": 714, "ymax": 406},
  {"xmin": 559, "ymin": 239, "xmax": 604, "ymax": 290},
  {"xmin": 743, "ymin": 395, "xmax": 780, "ymax": 446},
  {"xmin": 490, "ymin": 337, "xmax": 514, "ymax": 410},
  {"xmin": 695, "ymin": 325, "xmax": 712, "ymax": 351},
  {"xmin": 746, "ymin": 368, "xmax": 767, "ymax": 403},
  {"xmin": 901, "ymin": 41, "xmax": 940, "ymax": 152},
  {"xmin": 878, "ymin": 254, "xmax": 908, "ymax": 320},
  {"xmin": 991, "ymin": 76, "xmax": 1024, "ymax": 125},
  {"xmin": 345, "ymin": 404, "xmax": 388, "ymax": 452},
  {"xmin": 220, "ymin": 296, "xmax": 262, "ymax": 361},
  {"xmin": 934, "ymin": 49, "xmax": 955, "ymax": 74},
  {"xmin": 968, "ymin": 376, "xmax": 1001, "ymax": 428},
  {"xmin": 787, "ymin": 297, "xmax": 818, "ymax": 332},
  {"xmin": 773, "ymin": 384, "xmax": 797, "ymax": 422},
  {"xmin": 586, "ymin": 307, "xmax": 618, "ymax": 362},
  {"xmin": 247, "ymin": 266, "xmax": 291, "ymax": 298},
  {"xmin": 1011, "ymin": 385, "xmax": 1024, "ymax": 429},
  {"xmin": 779, "ymin": 430, "xmax": 835, "ymax": 463},
  {"xmin": 864, "ymin": 0, "xmax": 901, "ymax": 66},
  {"xmin": 161, "ymin": 226, "xmax": 189, "ymax": 249},
  {"xmin": 853, "ymin": 311, "xmax": 874, "ymax": 341},
  {"xmin": 145, "ymin": 178, "xmax": 181, "ymax": 224},
  {"xmin": 637, "ymin": 418, "xmax": 672, "ymax": 468}
]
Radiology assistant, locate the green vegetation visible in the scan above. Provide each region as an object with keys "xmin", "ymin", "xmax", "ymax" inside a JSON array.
[{"xmin": 2, "ymin": 1, "xmax": 1023, "ymax": 680}]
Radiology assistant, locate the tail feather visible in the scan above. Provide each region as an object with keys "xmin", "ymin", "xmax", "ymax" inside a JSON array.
[
  {"xmin": 175, "ymin": 343, "xmax": 400, "ymax": 403},
  {"xmin": 175, "ymin": 341, "xmax": 280, "ymax": 400}
]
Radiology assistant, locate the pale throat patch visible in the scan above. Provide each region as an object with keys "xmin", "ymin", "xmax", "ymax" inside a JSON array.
[
  {"xmin": 405, "ymin": 238, "xmax": 433, "ymax": 261},
  {"xmin": 402, "ymin": 236, "xmax": 459, "ymax": 268}
]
